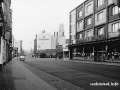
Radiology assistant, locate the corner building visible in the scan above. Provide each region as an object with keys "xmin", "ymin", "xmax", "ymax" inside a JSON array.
[{"xmin": 69, "ymin": 0, "xmax": 120, "ymax": 61}]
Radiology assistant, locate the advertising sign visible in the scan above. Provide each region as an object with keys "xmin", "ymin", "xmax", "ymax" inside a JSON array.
[{"xmin": 37, "ymin": 33, "xmax": 51, "ymax": 50}]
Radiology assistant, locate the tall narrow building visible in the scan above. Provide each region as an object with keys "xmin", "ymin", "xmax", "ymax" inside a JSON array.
[{"xmin": 59, "ymin": 23, "xmax": 65, "ymax": 37}]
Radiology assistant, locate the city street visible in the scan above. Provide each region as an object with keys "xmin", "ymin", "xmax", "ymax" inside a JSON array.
[{"xmin": 21, "ymin": 56, "xmax": 120, "ymax": 90}]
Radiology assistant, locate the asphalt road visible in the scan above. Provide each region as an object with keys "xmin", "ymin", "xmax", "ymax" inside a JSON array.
[{"xmin": 22, "ymin": 56, "xmax": 120, "ymax": 90}]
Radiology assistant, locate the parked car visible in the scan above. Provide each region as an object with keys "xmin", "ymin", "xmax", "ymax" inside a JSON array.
[{"xmin": 19, "ymin": 56, "xmax": 25, "ymax": 61}]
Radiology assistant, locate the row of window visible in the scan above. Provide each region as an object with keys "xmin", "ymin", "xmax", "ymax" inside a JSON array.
[
  {"xmin": 78, "ymin": 0, "xmax": 105, "ymax": 18},
  {"xmin": 78, "ymin": 22, "xmax": 120, "ymax": 39},
  {"xmin": 78, "ymin": 7, "xmax": 120, "ymax": 30},
  {"xmin": 77, "ymin": 11, "xmax": 104, "ymax": 29},
  {"xmin": 78, "ymin": 4, "xmax": 120, "ymax": 19}
]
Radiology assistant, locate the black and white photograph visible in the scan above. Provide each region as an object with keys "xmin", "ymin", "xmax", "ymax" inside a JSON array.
[{"xmin": 0, "ymin": 0, "xmax": 120, "ymax": 90}]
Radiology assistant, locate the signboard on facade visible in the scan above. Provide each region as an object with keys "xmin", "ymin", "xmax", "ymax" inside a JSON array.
[{"xmin": 37, "ymin": 33, "xmax": 51, "ymax": 50}]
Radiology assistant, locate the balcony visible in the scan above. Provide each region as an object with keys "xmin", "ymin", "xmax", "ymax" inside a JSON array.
[
  {"xmin": 76, "ymin": 38, "xmax": 84, "ymax": 44},
  {"xmin": 91, "ymin": 34, "xmax": 107, "ymax": 41},
  {"xmin": 107, "ymin": 31, "xmax": 120, "ymax": 38},
  {"xmin": 84, "ymin": 37, "xmax": 92, "ymax": 42}
]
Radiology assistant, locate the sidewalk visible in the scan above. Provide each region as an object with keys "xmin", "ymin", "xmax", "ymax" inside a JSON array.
[{"xmin": 11, "ymin": 58, "xmax": 56, "ymax": 90}]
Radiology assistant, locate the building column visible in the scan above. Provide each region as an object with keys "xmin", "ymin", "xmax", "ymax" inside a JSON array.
[
  {"xmin": 92, "ymin": 47, "xmax": 94, "ymax": 61},
  {"xmin": 83, "ymin": 47, "xmax": 85, "ymax": 60},
  {"xmin": 69, "ymin": 48, "xmax": 73, "ymax": 60},
  {"xmin": 106, "ymin": 45, "xmax": 108, "ymax": 60},
  {"xmin": 63, "ymin": 51, "xmax": 64, "ymax": 60}
]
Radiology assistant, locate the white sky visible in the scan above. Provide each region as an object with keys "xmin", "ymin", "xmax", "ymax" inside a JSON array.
[{"xmin": 11, "ymin": 0, "xmax": 85, "ymax": 51}]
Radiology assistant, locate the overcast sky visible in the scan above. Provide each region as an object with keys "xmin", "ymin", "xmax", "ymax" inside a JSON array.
[{"xmin": 11, "ymin": 0, "xmax": 85, "ymax": 51}]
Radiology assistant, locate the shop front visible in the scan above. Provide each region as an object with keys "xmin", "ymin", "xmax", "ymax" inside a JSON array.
[{"xmin": 69, "ymin": 35, "xmax": 120, "ymax": 62}]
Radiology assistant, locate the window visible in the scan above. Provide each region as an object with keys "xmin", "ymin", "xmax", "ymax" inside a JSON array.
[
  {"xmin": 97, "ymin": 0, "xmax": 104, "ymax": 7},
  {"xmin": 86, "ymin": 4, "xmax": 91, "ymax": 13},
  {"xmin": 71, "ymin": 35, "xmax": 75, "ymax": 40},
  {"xmin": 98, "ymin": 27, "xmax": 104, "ymax": 35},
  {"xmin": 97, "ymin": 12, "xmax": 103, "ymax": 21},
  {"xmin": 62, "ymin": 32, "xmax": 64, "ymax": 36},
  {"xmin": 79, "ymin": 33, "xmax": 82, "ymax": 39},
  {"xmin": 78, "ymin": 10, "xmax": 82, "ymax": 17},
  {"xmin": 78, "ymin": 21, "xmax": 83, "ymax": 29},
  {"xmin": 86, "ymin": 30, "xmax": 91, "ymax": 37},
  {"xmin": 112, "ymin": 6, "xmax": 120, "ymax": 15},
  {"xmin": 87, "ymin": 17, "xmax": 92, "ymax": 25},
  {"xmin": 112, "ymin": 22, "xmax": 120, "ymax": 32}
]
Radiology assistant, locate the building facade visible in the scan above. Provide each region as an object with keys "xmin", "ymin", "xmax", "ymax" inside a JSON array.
[
  {"xmin": 13, "ymin": 39, "xmax": 23, "ymax": 57},
  {"xmin": 0, "ymin": 0, "xmax": 12, "ymax": 68},
  {"xmin": 34, "ymin": 24, "xmax": 66, "ymax": 58},
  {"xmin": 35, "ymin": 31, "xmax": 56, "ymax": 58},
  {"xmin": 69, "ymin": 0, "xmax": 120, "ymax": 61},
  {"xmin": 37, "ymin": 32, "xmax": 51, "ymax": 50}
]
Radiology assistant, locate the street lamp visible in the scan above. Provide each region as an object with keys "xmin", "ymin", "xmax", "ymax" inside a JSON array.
[{"xmin": 112, "ymin": 0, "xmax": 120, "ymax": 7}]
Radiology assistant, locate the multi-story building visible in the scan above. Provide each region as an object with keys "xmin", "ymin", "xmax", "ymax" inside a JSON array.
[
  {"xmin": 69, "ymin": 0, "xmax": 120, "ymax": 61},
  {"xmin": 37, "ymin": 32, "xmax": 52, "ymax": 50},
  {"xmin": 63, "ymin": 39, "xmax": 70, "ymax": 59},
  {"xmin": 34, "ymin": 24, "xmax": 66, "ymax": 58},
  {"xmin": 69, "ymin": 9, "xmax": 76, "ymax": 44},
  {"xmin": 35, "ymin": 31, "xmax": 56, "ymax": 58},
  {"xmin": 13, "ymin": 39, "xmax": 23, "ymax": 56},
  {"xmin": 0, "ymin": 0, "xmax": 12, "ymax": 68}
]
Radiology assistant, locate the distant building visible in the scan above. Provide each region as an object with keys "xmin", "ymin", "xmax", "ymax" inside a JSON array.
[
  {"xmin": 35, "ymin": 31, "xmax": 56, "ymax": 58},
  {"xmin": 36, "ymin": 32, "xmax": 51, "ymax": 50},
  {"xmin": 63, "ymin": 39, "xmax": 70, "ymax": 59},
  {"xmin": 59, "ymin": 23, "xmax": 64, "ymax": 36},
  {"xmin": 34, "ymin": 23, "xmax": 67, "ymax": 58},
  {"xmin": 13, "ymin": 39, "xmax": 23, "ymax": 56},
  {"xmin": 14, "ymin": 39, "xmax": 21, "ymax": 53}
]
